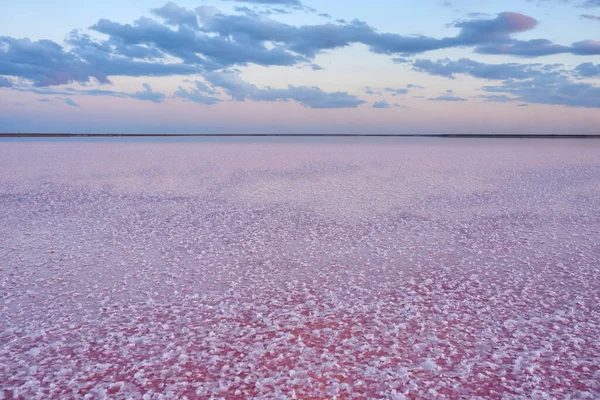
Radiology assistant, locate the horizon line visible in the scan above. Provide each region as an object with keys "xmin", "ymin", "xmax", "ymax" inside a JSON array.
[{"xmin": 1, "ymin": 133, "xmax": 600, "ymax": 139}]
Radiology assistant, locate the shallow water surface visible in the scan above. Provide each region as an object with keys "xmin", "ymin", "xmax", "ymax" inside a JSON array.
[{"xmin": 1, "ymin": 138, "xmax": 599, "ymax": 398}]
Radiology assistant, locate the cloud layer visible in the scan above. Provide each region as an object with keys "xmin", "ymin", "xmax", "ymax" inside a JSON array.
[
  {"xmin": 11, "ymin": 83, "xmax": 167, "ymax": 104},
  {"xmin": 199, "ymin": 70, "xmax": 366, "ymax": 108},
  {"xmin": 2, "ymin": 5, "xmax": 599, "ymax": 90},
  {"xmin": 1, "ymin": 3, "xmax": 599, "ymax": 111}
]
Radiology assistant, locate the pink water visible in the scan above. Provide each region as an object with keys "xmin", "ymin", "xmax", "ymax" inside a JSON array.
[{"xmin": 1, "ymin": 139, "xmax": 599, "ymax": 398}]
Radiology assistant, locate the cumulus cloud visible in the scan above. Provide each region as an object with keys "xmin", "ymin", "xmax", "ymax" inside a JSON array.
[
  {"xmin": 2, "ymin": 2, "xmax": 600, "ymax": 115},
  {"xmin": 574, "ymin": 62, "xmax": 600, "ymax": 77},
  {"xmin": 151, "ymin": 2, "xmax": 200, "ymax": 28},
  {"xmin": 0, "ymin": 36, "xmax": 109, "ymax": 86},
  {"xmin": 0, "ymin": 76, "xmax": 13, "ymax": 87},
  {"xmin": 65, "ymin": 98, "xmax": 80, "ymax": 107},
  {"xmin": 372, "ymin": 100, "xmax": 390, "ymax": 108},
  {"xmin": 109, "ymin": 8, "xmax": 600, "ymax": 60},
  {"xmin": 84, "ymin": 7, "xmax": 598, "ymax": 76},
  {"xmin": 66, "ymin": 31, "xmax": 205, "ymax": 78},
  {"xmin": 2, "ymin": 5, "xmax": 599, "ymax": 90},
  {"xmin": 89, "ymin": 15, "xmax": 307, "ymax": 69},
  {"xmin": 452, "ymin": 12, "xmax": 537, "ymax": 44}
]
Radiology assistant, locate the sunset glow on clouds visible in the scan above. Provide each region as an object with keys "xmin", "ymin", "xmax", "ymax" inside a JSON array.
[{"xmin": 1, "ymin": 0, "xmax": 599, "ymax": 133}]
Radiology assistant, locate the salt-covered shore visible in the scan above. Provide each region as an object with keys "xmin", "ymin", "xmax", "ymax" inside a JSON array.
[{"xmin": 1, "ymin": 138, "xmax": 599, "ymax": 398}]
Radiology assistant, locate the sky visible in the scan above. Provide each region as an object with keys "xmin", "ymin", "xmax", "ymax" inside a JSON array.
[{"xmin": 1, "ymin": 0, "xmax": 599, "ymax": 134}]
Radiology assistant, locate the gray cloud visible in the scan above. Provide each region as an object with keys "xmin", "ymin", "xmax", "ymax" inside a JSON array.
[
  {"xmin": 202, "ymin": 70, "xmax": 366, "ymax": 108},
  {"xmin": 2, "ymin": 6, "xmax": 599, "ymax": 90},
  {"xmin": 89, "ymin": 15, "xmax": 307, "ymax": 69},
  {"xmin": 476, "ymin": 38, "xmax": 600, "ymax": 57},
  {"xmin": 580, "ymin": 13, "xmax": 600, "ymax": 20},
  {"xmin": 181, "ymin": 9, "xmax": 598, "ymax": 58},
  {"xmin": 362, "ymin": 86, "xmax": 412, "ymax": 97},
  {"xmin": 1, "ymin": 1, "xmax": 599, "ymax": 116},
  {"xmin": 151, "ymin": 2, "xmax": 200, "ymax": 28},
  {"xmin": 224, "ymin": 0, "xmax": 304, "ymax": 6},
  {"xmin": 529, "ymin": 0, "xmax": 600, "ymax": 7},
  {"xmin": 413, "ymin": 58, "xmax": 546, "ymax": 80},
  {"xmin": 429, "ymin": 95, "xmax": 468, "ymax": 101},
  {"xmin": 583, "ymin": 0, "xmax": 600, "ymax": 7},
  {"xmin": 483, "ymin": 74, "xmax": 600, "ymax": 108},
  {"xmin": 12, "ymin": 83, "xmax": 167, "ymax": 103},
  {"xmin": 372, "ymin": 100, "xmax": 390, "ymax": 108},
  {"xmin": 452, "ymin": 12, "xmax": 537, "ymax": 45},
  {"xmin": 480, "ymin": 94, "xmax": 515, "ymax": 102},
  {"xmin": 233, "ymin": 6, "xmax": 291, "ymax": 16},
  {"xmin": 65, "ymin": 98, "xmax": 80, "ymax": 107},
  {"xmin": 130, "ymin": 83, "xmax": 166, "ymax": 103},
  {"xmin": 385, "ymin": 87, "xmax": 409, "ymax": 95},
  {"xmin": 574, "ymin": 62, "xmax": 600, "ymax": 77},
  {"xmin": 411, "ymin": 56, "xmax": 600, "ymax": 108},
  {"xmin": 0, "ymin": 76, "xmax": 13, "ymax": 87},
  {"xmin": 66, "ymin": 31, "xmax": 206, "ymax": 78},
  {"xmin": 174, "ymin": 80, "xmax": 221, "ymax": 104},
  {"xmin": 11, "ymin": 86, "xmax": 74, "ymax": 96},
  {"xmin": 87, "ymin": 8, "xmax": 599, "ymax": 77},
  {"xmin": 0, "ymin": 36, "xmax": 109, "ymax": 86},
  {"xmin": 363, "ymin": 87, "xmax": 381, "ymax": 95},
  {"xmin": 465, "ymin": 12, "xmax": 492, "ymax": 18}
]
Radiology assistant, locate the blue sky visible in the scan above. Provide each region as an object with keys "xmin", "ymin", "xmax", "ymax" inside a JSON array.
[{"xmin": 1, "ymin": 0, "xmax": 599, "ymax": 133}]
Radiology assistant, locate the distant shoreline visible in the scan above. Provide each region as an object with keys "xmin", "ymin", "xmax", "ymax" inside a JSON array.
[{"xmin": 1, "ymin": 133, "xmax": 599, "ymax": 139}]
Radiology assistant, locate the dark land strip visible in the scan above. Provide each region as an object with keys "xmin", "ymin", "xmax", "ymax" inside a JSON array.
[{"xmin": 2, "ymin": 133, "xmax": 600, "ymax": 139}]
